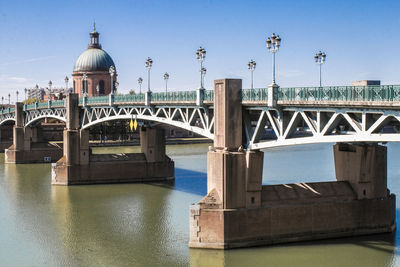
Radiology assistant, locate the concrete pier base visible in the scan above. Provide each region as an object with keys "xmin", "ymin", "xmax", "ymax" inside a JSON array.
[
  {"xmin": 5, "ymin": 143, "xmax": 63, "ymax": 164},
  {"xmin": 52, "ymin": 153, "xmax": 174, "ymax": 185},
  {"xmin": 189, "ymin": 181, "xmax": 395, "ymax": 249}
]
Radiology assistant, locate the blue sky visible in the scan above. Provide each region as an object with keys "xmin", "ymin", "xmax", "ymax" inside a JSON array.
[{"xmin": 0, "ymin": 0, "xmax": 399, "ymax": 101}]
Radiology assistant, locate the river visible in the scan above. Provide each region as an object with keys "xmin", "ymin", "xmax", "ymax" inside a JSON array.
[{"xmin": 0, "ymin": 143, "xmax": 398, "ymax": 266}]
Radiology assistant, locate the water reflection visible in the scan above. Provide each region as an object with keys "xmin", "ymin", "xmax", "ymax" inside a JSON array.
[{"xmin": 0, "ymin": 143, "xmax": 399, "ymax": 266}]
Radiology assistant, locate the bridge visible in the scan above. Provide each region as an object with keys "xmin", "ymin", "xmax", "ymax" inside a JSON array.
[
  {"xmin": 1, "ymin": 79, "xmax": 397, "ymax": 249},
  {"xmin": 2, "ymin": 84, "xmax": 400, "ymax": 149}
]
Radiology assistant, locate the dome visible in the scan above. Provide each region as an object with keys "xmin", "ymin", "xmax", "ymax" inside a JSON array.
[{"xmin": 73, "ymin": 48, "xmax": 115, "ymax": 72}]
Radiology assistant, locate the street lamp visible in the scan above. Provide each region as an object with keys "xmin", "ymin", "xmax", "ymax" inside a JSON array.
[
  {"xmin": 201, "ymin": 67, "xmax": 207, "ymax": 81},
  {"xmin": 24, "ymin": 88, "xmax": 27, "ymax": 102},
  {"xmin": 65, "ymin": 76, "xmax": 69, "ymax": 92},
  {"xmin": 16, "ymin": 90, "xmax": 19, "ymax": 102},
  {"xmin": 314, "ymin": 51, "xmax": 327, "ymax": 87},
  {"xmin": 163, "ymin": 72, "xmax": 169, "ymax": 93},
  {"xmin": 196, "ymin": 47, "xmax": 206, "ymax": 89},
  {"xmin": 266, "ymin": 33, "xmax": 281, "ymax": 85},
  {"xmin": 48, "ymin": 80, "xmax": 53, "ymax": 100},
  {"xmin": 138, "ymin": 77, "xmax": 143, "ymax": 94},
  {"xmin": 145, "ymin": 57, "xmax": 153, "ymax": 92},
  {"xmin": 83, "ymin": 73, "xmax": 87, "ymax": 96},
  {"xmin": 8, "ymin": 93, "xmax": 10, "ymax": 105},
  {"xmin": 109, "ymin": 66, "xmax": 115, "ymax": 95},
  {"xmin": 248, "ymin": 59, "xmax": 256, "ymax": 89}
]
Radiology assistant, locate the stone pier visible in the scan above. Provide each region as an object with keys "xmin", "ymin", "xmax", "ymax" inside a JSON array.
[
  {"xmin": 189, "ymin": 79, "xmax": 395, "ymax": 249},
  {"xmin": 51, "ymin": 94, "xmax": 174, "ymax": 185},
  {"xmin": 5, "ymin": 103, "xmax": 62, "ymax": 163}
]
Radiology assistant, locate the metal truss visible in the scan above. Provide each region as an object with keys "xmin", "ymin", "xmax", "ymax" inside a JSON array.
[
  {"xmin": 245, "ymin": 107, "xmax": 400, "ymax": 150},
  {"xmin": 81, "ymin": 105, "xmax": 215, "ymax": 139},
  {"xmin": 24, "ymin": 108, "xmax": 66, "ymax": 126},
  {"xmin": 0, "ymin": 112, "xmax": 15, "ymax": 125}
]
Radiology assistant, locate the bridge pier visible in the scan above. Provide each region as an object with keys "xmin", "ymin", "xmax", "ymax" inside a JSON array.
[
  {"xmin": 189, "ymin": 79, "xmax": 395, "ymax": 249},
  {"xmin": 52, "ymin": 94, "xmax": 174, "ymax": 185},
  {"xmin": 5, "ymin": 103, "xmax": 62, "ymax": 163}
]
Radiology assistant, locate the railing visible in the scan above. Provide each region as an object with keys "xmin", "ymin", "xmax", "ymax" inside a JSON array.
[
  {"xmin": 37, "ymin": 102, "xmax": 48, "ymax": 108},
  {"xmin": 3, "ymin": 85, "xmax": 400, "ymax": 115},
  {"xmin": 85, "ymin": 95, "xmax": 109, "ymax": 105},
  {"xmin": 114, "ymin": 94, "xmax": 145, "ymax": 103},
  {"xmin": 26, "ymin": 104, "xmax": 36, "ymax": 110},
  {"xmin": 241, "ymin": 88, "xmax": 268, "ymax": 102},
  {"xmin": 151, "ymin": 90, "xmax": 196, "ymax": 102},
  {"xmin": 278, "ymin": 85, "xmax": 400, "ymax": 102},
  {"xmin": 51, "ymin": 100, "xmax": 65, "ymax": 107},
  {"xmin": 204, "ymin": 90, "xmax": 214, "ymax": 102}
]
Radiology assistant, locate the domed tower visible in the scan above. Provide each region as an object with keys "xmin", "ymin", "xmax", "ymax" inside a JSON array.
[{"xmin": 72, "ymin": 24, "xmax": 117, "ymax": 97}]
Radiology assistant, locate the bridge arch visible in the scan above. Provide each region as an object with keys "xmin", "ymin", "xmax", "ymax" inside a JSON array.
[
  {"xmin": 81, "ymin": 114, "xmax": 214, "ymax": 139},
  {"xmin": 0, "ymin": 118, "xmax": 15, "ymax": 126},
  {"xmin": 24, "ymin": 115, "xmax": 66, "ymax": 127}
]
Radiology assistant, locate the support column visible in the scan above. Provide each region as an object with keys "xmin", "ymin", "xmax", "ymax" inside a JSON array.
[
  {"xmin": 52, "ymin": 94, "xmax": 87, "ymax": 185},
  {"xmin": 333, "ymin": 143, "xmax": 387, "ymax": 199},
  {"xmin": 190, "ymin": 79, "xmax": 264, "ymax": 249},
  {"xmin": 140, "ymin": 127, "xmax": 166, "ymax": 163}
]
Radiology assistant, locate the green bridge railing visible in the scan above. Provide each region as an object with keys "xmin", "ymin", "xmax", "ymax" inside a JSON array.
[
  {"xmin": 151, "ymin": 90, "xmax": 197, "ymax": 102},
  {"xmin": 279, "ymin": 85, "xmax": 400, "ymax": 102},
  {"xmin": 4, "ymin": 85, "xmax": 400, "ymax": 114}
]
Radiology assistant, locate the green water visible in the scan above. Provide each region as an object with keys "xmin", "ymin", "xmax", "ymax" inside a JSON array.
[{"xmin": 0, "ymin": 143, "xmax": 399, "ymax": 266}]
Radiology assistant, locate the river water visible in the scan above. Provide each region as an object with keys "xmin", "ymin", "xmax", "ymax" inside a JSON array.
[{"xmin": 0, "ymin": 143, "xmax": 399, "ymax": 266}]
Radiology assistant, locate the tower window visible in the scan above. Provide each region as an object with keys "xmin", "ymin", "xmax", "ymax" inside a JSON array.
[{"xmin": 99, "ymin": 80, "xmax": 105, "ymax": 95}]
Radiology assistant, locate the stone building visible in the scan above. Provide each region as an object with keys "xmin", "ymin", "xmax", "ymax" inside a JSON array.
[{"xmin": 72, "ymin": 25, "xmax": 117, "ymax": 97}]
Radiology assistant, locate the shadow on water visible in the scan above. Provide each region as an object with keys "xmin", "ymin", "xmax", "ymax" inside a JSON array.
[{"xmin": 151, "ymin": 168, "xmax": 207, "ymax": 197}]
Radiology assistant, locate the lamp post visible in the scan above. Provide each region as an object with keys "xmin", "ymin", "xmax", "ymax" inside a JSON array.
[
  {"xmin": 83, "ymin": 73, "xmax": 88, "ymax": 96},
  {"xmin": 16, "ymin": 90, "xmax": 19, "ymax": 102},
  {"xmin": 196, "ymin": 47, "xmax": 206, "ymax": 89},
  {"xmin": 163, "ymin": 72, "xmax": 169, "ymax": 93},
  {"xmin": 145, "ymin": 57, "xmax": 153, "ymax": 92},
  {"xmin": 266, "ymin": 33, "xmax": 281, "ymax": 85},
  {"xmin": 8, "ymin": 93, "xmax": 10, "ymax": 105},
  {"xmin": 65, "ymin": 76, "xmax": 69, "ymax": 93},
  {"xmin": 314, "ymin": 51, "xmax": 327, "ymax": 87},
  {"xmin": 1, "ymin": 96, "xmax": 3, "ymax": 107},
  {"xmin": 109, "ymin": 66, "xmax": 115, "ymax": 95},
  {"xmin": 248, "ymin": 59, "xmax": 256, "ymax": 89},
  {"xmin": 24, "ymin": 88, "xmax": 27, "ymax": 102},
  {"xmin": 201, "ymin": 67, "xmax": 207, "ymax": 81},
  {"xmin": 138, "ymin": 77, "xmax": 143, "ymax": 94},
  {"xmin": 48, "ymin": 80, "xmax": 53, "ymax": 100}
]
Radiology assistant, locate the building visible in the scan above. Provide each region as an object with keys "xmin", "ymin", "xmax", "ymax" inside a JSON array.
[
  {"xmin": 72, "ymin": 25, "xmax": 117, "ymax": 97},
  {"xmin": 27, "ymin": 86, "xmax": 72, "ymax": 101},
  {"xmin": 352, "ymin": 80, "xmax": 381, "ymax": 86}
]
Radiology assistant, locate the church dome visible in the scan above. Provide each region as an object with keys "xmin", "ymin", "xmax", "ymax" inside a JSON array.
[
  {"xmin": 73, "ymin": 25, "xmax": 116, "ymax": 72},
  {"xmin": 73, "ymin": 48, "xmax": 115, "ymax": 72}
]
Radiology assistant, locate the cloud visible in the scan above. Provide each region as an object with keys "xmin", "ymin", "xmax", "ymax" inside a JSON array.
[{"xmin": 0, "ymin": 56, "xmax": 56, "ymax": 66}]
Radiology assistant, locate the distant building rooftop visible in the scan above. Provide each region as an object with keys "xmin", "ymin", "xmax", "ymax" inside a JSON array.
[{"xmin": 352, "ymin": 80, "xmax": 381, "ymax": 86}]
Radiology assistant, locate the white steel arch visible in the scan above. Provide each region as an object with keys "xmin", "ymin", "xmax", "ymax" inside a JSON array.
[{"xmin": 81, "ymin": 105, "xmax": 214, "ymax": 139}]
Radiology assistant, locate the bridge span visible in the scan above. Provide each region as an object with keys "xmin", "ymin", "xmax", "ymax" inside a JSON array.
[{"xmin": 1, "ymin": 80, "xmax": 397, "ymax": 249}]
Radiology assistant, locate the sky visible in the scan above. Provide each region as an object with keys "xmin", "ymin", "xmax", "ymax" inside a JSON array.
[{"xmin": 0, "ymin": 0, "xmax": 399, "ymax": 102}]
